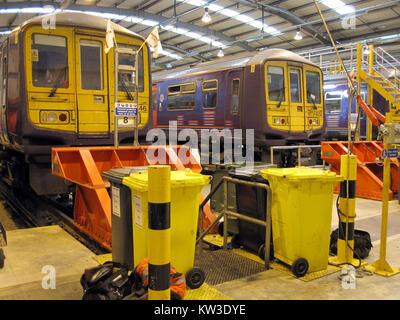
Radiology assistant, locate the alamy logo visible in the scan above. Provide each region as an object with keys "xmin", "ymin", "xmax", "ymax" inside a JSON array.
[
  {"xmin": 341, "ymin": 12, "xmax": 356, "ymax": 30},
  {"xmin": 341, "ymin": 265, "xmax": 356, "ymax": 290},
  {"xmin": 41, "ymin": 6, "xmax": 56, "ymax": 30},
  {"xmin": 42, "ymin": 265, "xmax": 56, "ymax": 289}
]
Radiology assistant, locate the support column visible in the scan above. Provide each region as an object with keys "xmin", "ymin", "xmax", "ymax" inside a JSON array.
[
  {"xmin": 329, "ymin": 154, "xmax": 361, "ymax": 266},
  {"xmin": 148, "ymin": 165, "xmax": 171, "ymax": 300}
]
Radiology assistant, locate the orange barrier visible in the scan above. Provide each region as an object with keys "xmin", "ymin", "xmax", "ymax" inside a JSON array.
[
  {"xmin": 51, "ymin": 146, "xmax": 202, "ymax": 251},
  {"xmin": 199, "ymin": 194, "xmax": 219, "ymax": 234},
  {"xmin": 321, "ymin": 141, "xmax": 399, "ymax": 201}
]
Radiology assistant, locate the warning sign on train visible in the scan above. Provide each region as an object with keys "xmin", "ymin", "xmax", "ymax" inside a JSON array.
[{"xmin": 115, "ymin": 103, "xmax": 138, "ymax": 116}]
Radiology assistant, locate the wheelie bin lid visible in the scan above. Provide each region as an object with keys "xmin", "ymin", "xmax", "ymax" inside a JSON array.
[
  {"xmin": 102, "ymin": 166, "xmax": 149, "ymax": 184},
  {"xmin": 122, "ymin": 170, "xmax": 212, "ymax": 192},
  {"xmin": 230, "ymin": 163, "xmax": 277, "ymax": 183},
  {"xmin": 260, "ymin": 167, "xmax": 343, "ymax": 182}
]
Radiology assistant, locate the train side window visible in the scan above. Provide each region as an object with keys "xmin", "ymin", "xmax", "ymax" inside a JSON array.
[
  {"xmin": 167, "ymin": 82, "xmax": 196, "ymax": 110},
  {"xmin": 267, "ymin": 66, "xmax": 285, "ymax": 102},
  {"xmin": 31, "ymin": 34, "xmax": 68, "ymax": 88},
  {"xmin": 79, "ymin": 40, "xmax": 103, "ymax": 91},
  {"xmin": 202, "ymin": 80, "xmax": 217, "ymax": 109},
  {"xmin": 325, "ymin": 92, "xmax": 342, "ymax": 114},
  {"xmin": 231, "ymin": 79, "xmax": 240, "ymax": 114},
  {"xmin": 306, "ymin": 71, "xmax": 321, "ymax": 104},
  {"xmin": 289, "ymin": 69, "xmax": 302, "ymax": 103}
]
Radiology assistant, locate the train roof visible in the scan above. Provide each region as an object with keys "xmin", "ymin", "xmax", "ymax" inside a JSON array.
[
  {"xmin": 153, "ymin": 48, "xmax": 319, "ymax": 82},
  {"xmin": 14, "ymin": 11, "xmax": 144, "ymax": 40}
]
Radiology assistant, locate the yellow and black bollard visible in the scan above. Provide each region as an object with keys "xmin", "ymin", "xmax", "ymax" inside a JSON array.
[
  {"xmin": 330, "ymin": 154, "xmax": 361, "ymax": 266},
  {"xmin": 147, "ymin": 165, "xmax": 171, "ymax": 300}
]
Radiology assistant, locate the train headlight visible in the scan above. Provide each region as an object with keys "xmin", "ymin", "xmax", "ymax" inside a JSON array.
[
  {"xmin": 273, "ymin": 118, "xmax": 280, "ymax": 124},
  {"xmin": 40, "ymin": 111, "xmax": 69, "ymax": 124},
  {"xmin": 48, "ymin": 112, "xmax": 58, "ymax": 122}
]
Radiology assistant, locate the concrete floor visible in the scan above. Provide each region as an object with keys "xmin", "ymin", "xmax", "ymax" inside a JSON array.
[
  {"xmin": 0, "ymin": 194, "xmax": 399, "ymax": 300},
  {"xmin": 216, "ymin": 195, "xmax": 400, "ymax": 300}
]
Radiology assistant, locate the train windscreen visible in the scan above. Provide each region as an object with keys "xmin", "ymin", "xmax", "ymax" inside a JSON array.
[
  {"xmin": 267, "ymin": 66, "xmax": 285, "ymax": 102},
  {"xmin": 31, "ymin": 34, "xmax": 68, "ymax": 88},
  {"xmin": 306, "ymin": 71, "xmax": 321, "ymax": 104}
]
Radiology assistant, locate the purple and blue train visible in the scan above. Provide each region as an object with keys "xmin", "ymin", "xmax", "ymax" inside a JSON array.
[{"xmin": 152, "ymin": 48, "xmax": 326, "ymax": 163}]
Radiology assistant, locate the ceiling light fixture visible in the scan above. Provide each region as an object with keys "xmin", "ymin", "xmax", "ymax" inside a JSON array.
[
  {"xmin": 217, "ymin": 49, "xmax": 224, "ymax": 57},
  {"xmin": 294, "ymin": 30, "xmax": 303, "ymax": 41},
  {"xmin": 202, "ymin": 7, "xmax": 212, "ymax": 24}
]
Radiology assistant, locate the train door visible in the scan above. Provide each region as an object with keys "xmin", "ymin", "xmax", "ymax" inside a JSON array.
[
  {"xmin": 265, "ymin": 62, "xmax": 290, "ymax": 132},
  {"xmin": 226, "ymin": 70, "xmax": 241, "ymax": 129},
  {"xmin": 74, "ymin": 34, "xmax": 110, "ymax": 137},
  {"xmin": 0, "ymin": 40, "xmax": 8, "ymax": 143},
  {"xmin": 288, "ymin": 66, "xmax": 305, "ymax": 133}
]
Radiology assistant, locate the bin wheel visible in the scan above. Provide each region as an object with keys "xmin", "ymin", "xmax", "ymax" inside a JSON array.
[
  {"xmin": 291, "ymin": 258, "xmax": 308, "ymax": 277},
  {"xmin": 231, "ymin": 234, "xmax": 242, "ymax": 249},
  {"xmin": 257, "ymin": 243, "xmax": 274, "ymax": 261},
  {"xmin": 0, "ymin": 248, "xmax": 4, "ymax": 269},
  {"xmin": 186, "ymin": 267, "xmax": 205, "ymax": 289}
]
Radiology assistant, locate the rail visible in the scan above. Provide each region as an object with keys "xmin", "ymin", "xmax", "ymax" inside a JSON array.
[{"xmin": 197, "ymin": 176, "xmax": 272, "ymax": 269}]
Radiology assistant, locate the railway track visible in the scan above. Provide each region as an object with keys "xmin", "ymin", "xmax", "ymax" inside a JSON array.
[{"xmin": 0, "ymin": 180, "xmax": 108, "ymax": 255}]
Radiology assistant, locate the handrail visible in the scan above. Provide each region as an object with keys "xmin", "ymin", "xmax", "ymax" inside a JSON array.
[{"xmin": 197, "ymin": 175, "xmax": 272, "ymax": 269}]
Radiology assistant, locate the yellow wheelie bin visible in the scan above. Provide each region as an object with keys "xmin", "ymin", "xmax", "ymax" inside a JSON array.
[
  {"xmin": 122, "ymin": 170, "xmax": 211, "ymax": 288},
  {"xmin": 260, "ymin": 167, "xmax": 342, "ymax": 277}
]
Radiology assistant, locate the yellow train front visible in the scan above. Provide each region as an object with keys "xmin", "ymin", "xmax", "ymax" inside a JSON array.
[{"xmin": 0, "ymin": 12, "xmax": 152, "ymax": 195}]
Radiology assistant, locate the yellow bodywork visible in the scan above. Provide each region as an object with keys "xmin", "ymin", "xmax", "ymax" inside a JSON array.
[{"xmin": 24, "ymin": 25, "xmax": 150, "ymax": 134}]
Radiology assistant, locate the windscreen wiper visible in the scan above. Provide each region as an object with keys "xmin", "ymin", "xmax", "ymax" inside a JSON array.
[
  {"xmin": 308, "ymin": 92, "xmax": 318, "ymax": 110},
  {"xmin": 119, "ymin": 78, "xmax": 134, "ymax": 101},
  {"xmin": 276, "ymin": 84, "xmax": 285, "ymax": 108},
  {"xmin": 48, "ymin": 67, "xmax": 67, "ymax": 97}
]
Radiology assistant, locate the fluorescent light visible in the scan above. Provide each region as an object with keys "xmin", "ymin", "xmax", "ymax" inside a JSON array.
[
  {"xmin": 176, "ymin": 0, "xmax": 281, "ymax": 35},
  {"xmin": 336, "ymin": 5, "xmax": 355, "ymax": 15},
  {"xmin": 321, "ymin": 0, "xmax": 346, "ymax": 9},
  {"xmin": 220, "ymin": 8, "xmax": 239, "ymax": 18},
  {"xmin": 141, "ymin": 19, "xmax": 158, "ymax": 27},
  {"xmin": 208, "ymin": 4, "xmax": 223, "ymax": 11},
  {"xmin": 321, "ymin": 0, "xmax": 356, "ymax": 16},
  {"xmin": 235, "ymin": 15, "xmax": 254, "ymax": 23},
  {"xmin": 324, "ymin": 84, "xmax": 337, "ymax": 90}
]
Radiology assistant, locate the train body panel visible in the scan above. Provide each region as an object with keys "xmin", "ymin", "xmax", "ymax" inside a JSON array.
[
  {"xmin": 153, "ymin": 48, "xmax": 325, "ymax": 151},
  {"xmin": 0, "ymin": 12, "xmax": 152, "ymax": 163}
]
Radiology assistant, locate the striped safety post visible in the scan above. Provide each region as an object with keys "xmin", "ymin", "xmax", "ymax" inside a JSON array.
[
  {"xmin": 335, "ymin": 154, "xmax": 358, "ymax": 265},
  {"xmin": 147, "ymin": 165, "xmax": 171, "ymax": 300}
]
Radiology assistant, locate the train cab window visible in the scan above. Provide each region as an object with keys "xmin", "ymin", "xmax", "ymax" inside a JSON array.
[
  {"xmin": 79, "ymin": 40, "xmax": 103, "ymax": 91},
  {"xmin": 306, "ymin": 71, "xmax": 321, "ymax": 104},
  {"xmin": 202, "ymin": 80, "xmax": 218, "ymax": 109},
  {"xmin": 31, "ymin": 34, "xmax": 68, "ymax": 88},
  {"xmin": 231, "ymin": 79, "xmax": 240, "ymax": 114},
  {"xmin": 289, "ymin": 69, "xmax": 302, "ymax": 103},
  {"xmin": 267, "ymin": 66, "xmax": 285, "ymax": 102},
  {"xmin": 117, "ymin": 44, "xmax": 144, "ymax": 93},
  {"xmin": 167, "ymin": 82, "xmax": 196, "ymax": 110},
  {"xmin": 325, "ymin": 92, "xmax": 342, "ymax": 114}
]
